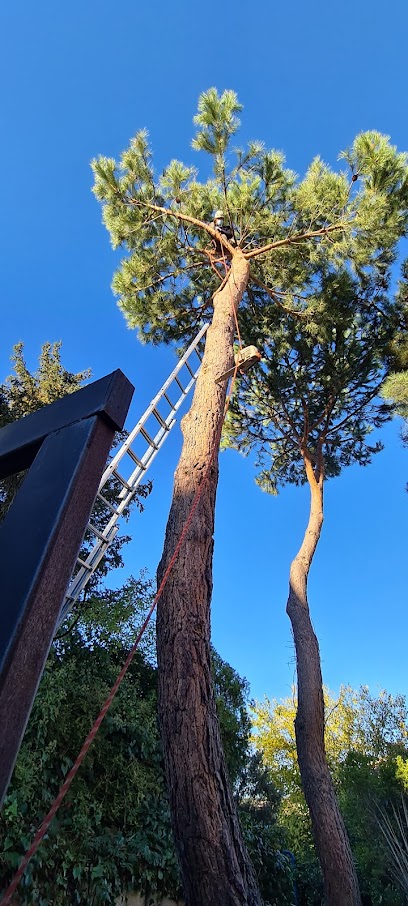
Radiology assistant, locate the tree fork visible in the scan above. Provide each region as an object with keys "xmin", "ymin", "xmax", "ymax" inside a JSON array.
[
  {"xmin": 286, "ymin": 465, "xmax": 362, "ymax": 906},
  {"xmin": 156, "ymin": 251, "xmax": 263, "ymax": 906}
]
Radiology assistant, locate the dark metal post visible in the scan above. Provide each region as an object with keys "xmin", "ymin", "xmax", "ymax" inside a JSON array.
[{"xmin": 0, "ymin": 371, "xmax": 134, "ymax": 805}]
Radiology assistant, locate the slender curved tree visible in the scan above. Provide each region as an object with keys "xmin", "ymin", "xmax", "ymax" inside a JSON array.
[
  {"xmin": 223, "ymin": 135, "xmax": 408, "ymax": 906},
  {"xmin": 92, "ymin": 91, "xmax": 405, "ymax": 905}
]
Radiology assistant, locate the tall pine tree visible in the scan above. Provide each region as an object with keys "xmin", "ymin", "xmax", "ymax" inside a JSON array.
[{"xmin": 93, "ymin": 90, "xmax": 408, "ymax": 905}]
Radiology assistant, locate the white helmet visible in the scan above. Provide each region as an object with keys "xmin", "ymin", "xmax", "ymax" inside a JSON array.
[{"xmin": 213, "ymin": 209, "xmax": 224, "ymax": 220}]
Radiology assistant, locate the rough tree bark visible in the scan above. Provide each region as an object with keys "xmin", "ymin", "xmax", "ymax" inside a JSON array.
[
  {"xmin": 286, "ymin": 450, "xmax": 362, "ymax": 906},
  {"xmin": 156, "ymin": 251, "xmax": 263, "ymax": 906}
]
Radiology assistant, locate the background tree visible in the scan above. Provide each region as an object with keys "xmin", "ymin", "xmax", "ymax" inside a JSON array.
[
  {"xmin": 91, "ymin": 90, "xmax": 403, "ymax": 906},
  {"xmin": 0, "ymin": 342, "xmax": 89, "ymax": 522},
  {"xmin": 253, "ymin": 686, "xmax": 408, "ymax": 905}
]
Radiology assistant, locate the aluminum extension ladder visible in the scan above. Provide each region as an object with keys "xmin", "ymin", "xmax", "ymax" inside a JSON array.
[{"xmin": 58, "ymin": 323, "xmax": 209, "ymax": 627}]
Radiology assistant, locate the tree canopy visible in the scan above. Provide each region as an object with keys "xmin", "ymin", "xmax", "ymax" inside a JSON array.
[
  {"xmin": 224, "ymin": 265, "xmax": 401, "ymax": 492},
  {"xmin": 92, "ymin": 89, "xmax": 408, "ymax": 351}
]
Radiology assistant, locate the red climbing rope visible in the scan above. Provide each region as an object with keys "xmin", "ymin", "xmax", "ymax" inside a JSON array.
[{"xmin": 0, "ymin": 290, "xmax": 242, "ymax": 906}]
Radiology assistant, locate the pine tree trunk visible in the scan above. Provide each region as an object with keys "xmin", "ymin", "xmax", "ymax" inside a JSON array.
[
  {"xmin": 286, "ymin": 455, "xmax": 362, "ymax": 906},
  {"xmin": 156, "ymin": 251, "xmax": 263, "ymax": 906}
]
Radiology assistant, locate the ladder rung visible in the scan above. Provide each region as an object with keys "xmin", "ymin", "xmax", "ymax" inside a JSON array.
[
  {"xmin": 140, "ymin": 427, "xmax": 158, "ymax": 449},
  {"xmin": 175, "ymin": 376, "xmax": 187, "ymax": 394},
  {"xmin": 152, "ymin": 407, "xmax": 169, "ymax": 430},
  {"xmin": 87, "ymin": 522, "xmax": 109, "ymax": 543},
  {"xmin": 76, "ymin": 557, "xmax": 92, "ymax": 571},
  {"xmin": 126, "ymin": 448, "xmax": 146, "ymax": 469},
  {"xmin": 185, "ymin": 362, "xmax": 196, "ymax": 378},
  {"xmin": 97, "ymin": 493, "xmax": 120, "ymax": 516},
  {"xmin": 163, "ymin": 391, "xmax": 176, "ymax": 409},
  {"xmin": 113, "ymin": 469, "xmax": 133, "ymax": 491}
]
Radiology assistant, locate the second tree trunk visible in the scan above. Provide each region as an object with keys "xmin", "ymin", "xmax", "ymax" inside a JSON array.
[{"xmin": 287, "ymin": 460, "xmax": 362, "ymax": 906}]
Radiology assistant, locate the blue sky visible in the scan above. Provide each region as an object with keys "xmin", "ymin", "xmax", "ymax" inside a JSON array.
[{"xmin": 1, "ymin": 0, "xmax": 407, "ymax": 705}]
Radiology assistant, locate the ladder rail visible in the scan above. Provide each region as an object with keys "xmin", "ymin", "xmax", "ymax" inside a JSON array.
[
  {"xmin": 99, "ymin": 322, "xmax": 208, "ymax": 487},
  {"xmin": 62, "ymin": 525, "xmax": 120, "ymax": 616},
  {"xmin": 57, "ymin": 324, "xmax": 209, "ymax": 628}
]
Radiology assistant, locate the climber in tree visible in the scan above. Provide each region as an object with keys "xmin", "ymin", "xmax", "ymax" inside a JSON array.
[{"xmin": 211, "ymin": 209, "xmax": 236, "ymax": 257}]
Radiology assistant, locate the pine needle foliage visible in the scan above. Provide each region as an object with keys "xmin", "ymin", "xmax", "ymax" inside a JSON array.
[
  {"xmin": 381, "ymin": 261, "xmax": 408, "ymax": 445},
  {"xmin": 377, "ymin": 797, "xmax": 408, "ymax": 896},
  {"xmin": 223, "ymin": 264, "xmax": 405, "ymax": 492},
  {"xmin": 0, "ymin": 341, "xmax": 90, "ymax": 422},
  {"xmin": 92, "ymin": 89, "xmax": 408, "ymax": 353}
]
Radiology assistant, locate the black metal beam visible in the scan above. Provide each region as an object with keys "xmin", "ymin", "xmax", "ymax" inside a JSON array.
[
  {"xmin": 0, "ymin": 369, "xmax": 134, "ymax": 479},
  {"xmin": 0, "ymin": 370, "xmax": 134, "ymax": 805}
]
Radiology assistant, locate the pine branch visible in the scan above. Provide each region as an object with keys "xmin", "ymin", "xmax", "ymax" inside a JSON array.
[
  {"xmin": 120, "ymin": 196, "xmax": 237, "ymax": 257},
  {"xmin": 245, "ymin": 221, "xmax": 350, "ymax": 260},
  {"xmin": 251, "ymin": 276, "xmax": 309, "ymax": 318},
  {"xmin": 325, "ymin": 386, "xmax": 382, "ymax": 437}
]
